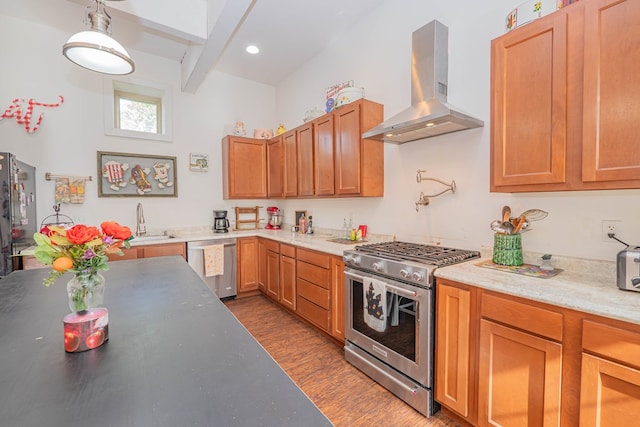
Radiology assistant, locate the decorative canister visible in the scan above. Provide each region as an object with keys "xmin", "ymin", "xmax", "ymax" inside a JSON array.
[{"xmin": 492, "ymin": 233, "xmax": 523, "ymax": 266}]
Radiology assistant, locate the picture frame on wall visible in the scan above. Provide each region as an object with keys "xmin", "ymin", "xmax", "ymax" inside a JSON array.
[
  {"xmin": 189, "ymin": 152, "xmax": 209, "ymax": 172},
  {"xmin": 97, "ymin": 151, "xmax": 177, "ymax": 197}
]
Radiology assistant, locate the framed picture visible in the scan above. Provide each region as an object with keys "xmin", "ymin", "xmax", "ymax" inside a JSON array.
[
  {"xmin": 97, "ymin": 151, "xmax": 177, "ymax": 197},
  {"xmin": 294, "ymin": 210, "xmax": 307, "ymax": 226},
  {"xmin": 189, "ymin": 152, "xmax": 208, "ymax": 172}
]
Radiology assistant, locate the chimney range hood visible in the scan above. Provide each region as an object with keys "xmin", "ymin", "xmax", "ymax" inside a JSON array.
[{"xmin": 363, "ymin": 20, "xmax": 483, "ymax": 144}]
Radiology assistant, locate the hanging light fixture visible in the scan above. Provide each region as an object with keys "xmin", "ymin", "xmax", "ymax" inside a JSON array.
[{"xmin": 62, "ymin": 0, "xmax": 135, "ymax": 75}]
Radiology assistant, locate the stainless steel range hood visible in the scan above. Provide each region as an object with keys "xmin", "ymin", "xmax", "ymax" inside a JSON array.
[{"xmin": 363, "ymin": 20, "xmax": 483, "ymax": 144}]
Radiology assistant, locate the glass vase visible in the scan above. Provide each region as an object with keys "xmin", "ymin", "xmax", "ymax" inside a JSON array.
[{"xmin": 67, "ymin": 271, "xmax": 105, "ymax": 313}]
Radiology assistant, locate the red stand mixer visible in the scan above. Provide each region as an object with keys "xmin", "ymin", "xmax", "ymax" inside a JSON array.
[{"xmin": 266, "ymin": 207, "xmax": 283, "ymax": 229}]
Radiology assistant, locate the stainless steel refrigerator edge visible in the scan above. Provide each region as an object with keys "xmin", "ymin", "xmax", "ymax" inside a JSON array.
[
  {"xmin": 0, "ymin": 153, "xmax": 37, "ymax": 277},
  {"xmin": 187, "ymin": 239, "xmax": 237, "ymax": 299}
]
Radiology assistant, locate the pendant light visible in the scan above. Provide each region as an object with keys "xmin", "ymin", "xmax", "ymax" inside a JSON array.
[{"xmin": 62, "ymin": 0, "xmax": 135, "ymax": 75}]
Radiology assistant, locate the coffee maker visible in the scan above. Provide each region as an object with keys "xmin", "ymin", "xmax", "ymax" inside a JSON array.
[{"xmin": 213, "ymin": 210, "xmax": 230, "ymax": 233}]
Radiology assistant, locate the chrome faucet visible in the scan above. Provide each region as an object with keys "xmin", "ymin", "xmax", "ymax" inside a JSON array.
[{"xmin": 136, "ymin": 202, "xmax": 147, "ymax": 236}]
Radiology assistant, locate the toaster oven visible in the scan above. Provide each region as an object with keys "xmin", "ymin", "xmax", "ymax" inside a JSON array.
[{"xmin": 617, "ymin": 246, "xmax": 640, "ymax": 292}]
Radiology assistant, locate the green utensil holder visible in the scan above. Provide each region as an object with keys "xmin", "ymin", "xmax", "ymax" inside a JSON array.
[{"xmin": 492, "ymin": 233, "xmax": 523, "ymax": 266}]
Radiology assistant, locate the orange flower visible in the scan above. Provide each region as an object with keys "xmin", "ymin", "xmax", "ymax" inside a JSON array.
[
  {"xmin": 101, "ymin": 221, "xmax": 133, "ymax": 240},
  {"xmin": 66, "ymin": 224, "xmax": 101, "ymax": 245}
]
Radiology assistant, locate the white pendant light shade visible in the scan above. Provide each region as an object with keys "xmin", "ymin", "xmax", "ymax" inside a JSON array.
[{"xmin": 62, "ymin": 0, "xmax": 135, "ymax": 75}]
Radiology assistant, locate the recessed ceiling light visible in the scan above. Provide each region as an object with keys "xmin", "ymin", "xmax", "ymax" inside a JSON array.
[{"xmin": 246, "ymin": 45, "xmax": 260, "ymax": 54}]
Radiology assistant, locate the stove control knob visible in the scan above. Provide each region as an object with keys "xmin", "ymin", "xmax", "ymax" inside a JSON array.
[
  {"xmin": 411, "ymin": 271, "xmax": 424, "ymax": 282},
  {"xmin": 373, "ymin": 262, "xmax": 383, "ymax": 272},
  {"xmin": 400, "ymin": 269, "xmax": 411, "ymax": 279}
]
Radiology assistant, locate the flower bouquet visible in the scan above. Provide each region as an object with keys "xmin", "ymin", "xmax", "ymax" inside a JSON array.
[{"xmin": 33, "ymin": 221, "xmax": 133, "ymax": 312}]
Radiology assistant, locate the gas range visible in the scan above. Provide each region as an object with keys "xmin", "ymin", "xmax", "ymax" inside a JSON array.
[{"xmin": 343, "ymin": 241, "xmax": 480, "ymax": 287}]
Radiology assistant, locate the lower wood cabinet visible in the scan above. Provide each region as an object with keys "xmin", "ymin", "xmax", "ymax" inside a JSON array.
[
  {"xmin": 478, "ymin": 319, "xmax": 562, "ymax": 427},
  {"xmin": 435, "ymin": 278, "xmax": 640, "ymax": 426},
  {"xmin": 107, "ymin": 242, "xmax": 186, "ymax": 262},
  {"xmin": 256, "ymin": 238, "xmax": 345, "ymax": 342},
  {"xmin": 279, "ymin": 244, "xmax": 296, "ymax": 311},
  {"xmin": 435, "ymin": 283, "xmax": 474, "ymax": 420},
  {"xmin": 237, "ymin": 237, "xmax": 259, "ymax": 295},
  {"xmin": 580, "ymin": 320, "xmax": 640, "ymax": 426}
]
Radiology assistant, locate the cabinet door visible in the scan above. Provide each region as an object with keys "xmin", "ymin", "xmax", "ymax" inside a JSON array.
[
  {"xmin": 266, "ymin": 250, "xmax": 280, "ymax": 300},
  {"xmin": 435, "ymin": 283, "xmax": 472, "ymax": 419},
  {"xmin": 580, "ymin": 353, "xmax": 640, "ymax": 427},
  {"xmin": 222, "ymin": 136, "xmax": 267, "ymax": 199},
  {"xmin": 279, "ymin": 254, "xmax": 296, "ymax": 311},
  {"xmin": 258, "ymin": 238, "xmax": 266, "ymax": 293},
  {"xmin": 142, "ymin": 242, "xmax": 186, "ymax": 260},
  {"xmin": 491, "ymin": 12, "xmax": 568, "ymax": 189},
  {"xmin": 330, "ymin": 256, "xmax": 345, "ymax": 342},
  {"xmin": 334, "ymin": 103, "xmax": 361, "ymax": 195},
  {"xmin": 297, "ymin": 123, "xmax": 314, "ymax": 197},
  {"xmin": 238, "ymin": 237, "xmax": 259, "ymax": 293},
  {"xmin": 313, "ymin": 114, "xmax": 335, "ymax": 195},
  {"xmin": 478, "ymin": 319, "xmax": 562, "ymax": 427},
  {"xmin": 267, "ymin": 136, "xmax": 283, "ymax": 198},
  {"xmin": 282, "ymin": 130, "xmax": 298, "ymax": 197},
  {"xmin": 582, "ymin": 0, "xmax": 640, "ymax": 183}
]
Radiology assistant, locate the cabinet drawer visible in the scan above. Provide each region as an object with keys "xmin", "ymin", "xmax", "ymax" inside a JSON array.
[
  {"xmin": 297, "ymin": 278, "xmax": 330, "ymax": 310},
  {"xmin": 265, "ymin": 239, "xmax": 280, "ymax": 253},
  {"xmin": 481, "ymin": 292, "xmax": 563, "ymax": 341},
  {"xmin": 296, "ymin": 248, "xmax": 330, "ymax": 269},
  {"xmin": 297, "ymin": 260, "xmax": 330, "ymax": 289},
  {"xmin": 583, "ymin": 320, "xmax": 640, "ymax": 369},
  {"xmin": 297, "ymin": 296, "xmax": 330, "ymax": 331},
  {"xmin": 280, "ymin": 243, "xmax": 295, "ymax": 258}
]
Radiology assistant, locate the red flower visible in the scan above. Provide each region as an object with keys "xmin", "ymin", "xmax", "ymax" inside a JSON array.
[
  {"xmin": 101, "ymin": 221, "xmax": 132, "ymax": 240},
  {"xmin": 39, "ymin": 225, "xmax": 53, "ymax": 236},
  {"xmin": 66, "ymin": 225, "xmax": 101, "ymax": 245}
]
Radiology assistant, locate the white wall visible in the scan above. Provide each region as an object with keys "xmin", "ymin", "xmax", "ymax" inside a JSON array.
[
  {"xmin": 0, "ymin": 13, "xmax": 276, "ymax": 233},
  {"xmin": 273, "ymin": 0, "xmax": 640, "ymax": 262}
]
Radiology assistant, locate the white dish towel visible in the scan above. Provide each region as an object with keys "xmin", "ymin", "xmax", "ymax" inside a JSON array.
[
  {"xmin": 363, "ymin": 277, "xmax": 387, "ymax": 333},
  {"xmin": 203, "ymin": 245, "xmax": 224, "ymax": 277}
]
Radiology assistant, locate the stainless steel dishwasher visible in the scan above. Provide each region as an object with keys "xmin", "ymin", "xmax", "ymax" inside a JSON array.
[{"xmin": 187, "ymin": 239, "xmax": 237, "ymax": 300}]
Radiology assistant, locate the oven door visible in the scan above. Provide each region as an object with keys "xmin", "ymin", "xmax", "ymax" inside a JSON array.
[{"xmin": 344, "ymin": 267, "xmax": 433, "ymax": 386}]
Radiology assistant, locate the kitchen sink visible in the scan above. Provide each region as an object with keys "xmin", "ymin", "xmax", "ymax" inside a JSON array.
[{"xmin": 326, "ymin": 237, "xmax": 364, "ymax": 245}]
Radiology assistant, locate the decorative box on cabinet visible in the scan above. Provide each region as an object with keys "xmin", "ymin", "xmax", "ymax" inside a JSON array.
[
  {"xmin": 222, "ymin": 135, "xmax": 267, "ymax": 199},
  {"xmin": 491, "ymin": 0, "xmax": 640, "ymax": 192}
]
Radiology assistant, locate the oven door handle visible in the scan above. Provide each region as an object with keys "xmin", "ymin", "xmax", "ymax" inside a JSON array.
[
  {"xmin": 385, "ymin": 283, "xmax": 417, "ymax": 298},
  {"xmin": 345, "ymin": 270, "xmax": 418, "ymax": 298}
]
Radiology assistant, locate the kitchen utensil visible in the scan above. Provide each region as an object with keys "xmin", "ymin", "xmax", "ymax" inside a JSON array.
[
  {"xmin": 213, "ymin": 210, "xmax": 230, "ymax": 233},
  {"xmin": 491, "ymin": 220, "xmax": 509, "ymax": 234},
  {"xmin": 518, "ymin": 209, "xmax": 548, "ymax": 221},
  {"xmin": 513, "ymin": 215, "xmax": 526, "ymax": 234},
  {"xmin": 265, "ymin": 207, "xmax": 283, "ymax": 230},
  {"xmin": 502, "ymin": 206, "xmax": 511, "ymax": 223}
]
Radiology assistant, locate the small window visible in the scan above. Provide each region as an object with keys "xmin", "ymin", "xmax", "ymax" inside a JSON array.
[
  {"xmin": 104, "ymin": 78, "xmax": 173, "ymax": 142},
  {"xmin": 114, "ymin": 90, "xmax": 162, "ymax": 134}
]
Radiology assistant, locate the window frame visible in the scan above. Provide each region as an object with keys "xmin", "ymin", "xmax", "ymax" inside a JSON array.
[{"xmin": 103, "ymin": 77, "xmax": 173, "ymax": 142}]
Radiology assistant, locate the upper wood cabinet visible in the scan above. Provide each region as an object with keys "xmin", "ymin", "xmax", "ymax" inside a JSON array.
[
  {"xmin": 313, "ymin": 114, "xmax": 335, "ymax": 196},
  {"xmin": 334, "ymin": 100, "xmax": 384, "ymax": 196},
  {"xmin": 267, "ymin": 136, "xmax": 283, "ymax": 198},
  {"xmin": 491, "ymin": 0, "xmax": 640, "ymax": 192},
  {"xmin": 297, "ymin": 122, "xmax": 315, "ymax": 197},
  {"xmin": 222, "ymin": 135, "xmax": 267, "ymax": 199}
]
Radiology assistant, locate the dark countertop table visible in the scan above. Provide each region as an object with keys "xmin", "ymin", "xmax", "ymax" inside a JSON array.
[{"xmin": 0, "ymin": 256, "xmax": 333, "ymax": 426}]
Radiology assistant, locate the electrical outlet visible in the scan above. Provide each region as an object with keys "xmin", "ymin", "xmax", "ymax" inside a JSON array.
[{"xmin": 602, "ymin": 220, "xmax": 622, "ymax": 242}]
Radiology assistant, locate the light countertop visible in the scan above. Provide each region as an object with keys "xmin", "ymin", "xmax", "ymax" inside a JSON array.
[{"xmin": 435, "ymin": 248, "xmax": 640, "ymax": 326}]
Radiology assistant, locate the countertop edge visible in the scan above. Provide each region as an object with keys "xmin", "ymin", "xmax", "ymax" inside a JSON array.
[{"xmin": 435, "ymin": 258, "xmax": 640, "ymax": 326}]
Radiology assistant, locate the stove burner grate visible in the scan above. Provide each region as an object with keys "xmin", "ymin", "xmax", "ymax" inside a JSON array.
[{"xmin": 355, "ymin": 241, "xmax": 480, "ymax": 266}]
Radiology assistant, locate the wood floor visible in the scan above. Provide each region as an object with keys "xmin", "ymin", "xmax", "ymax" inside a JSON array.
[{"xmin": 224, "ymin": 295, "xmax": 462, "ymax": 427}]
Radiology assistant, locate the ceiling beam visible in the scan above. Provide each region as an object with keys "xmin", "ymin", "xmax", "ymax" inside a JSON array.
[{"xmin": 180, "ymin": 0, "xmax": 256, "ymax": 94}]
